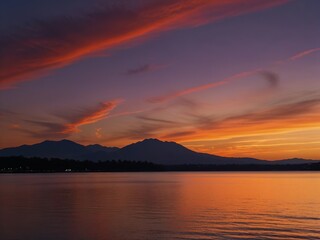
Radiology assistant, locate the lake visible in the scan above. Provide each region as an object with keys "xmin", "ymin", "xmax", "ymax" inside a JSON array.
[{"xmin": 0, "ymin": 172, "xmax": 319, "ymax": 240}]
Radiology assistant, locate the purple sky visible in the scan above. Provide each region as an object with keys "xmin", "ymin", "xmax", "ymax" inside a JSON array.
[{"xmin": 1, "ymin": 0, "xmax": 319, "ymax": 159}]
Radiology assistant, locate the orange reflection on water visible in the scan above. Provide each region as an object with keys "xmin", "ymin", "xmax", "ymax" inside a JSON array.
[{"xmin": 0, "ymin": 172, "xmax": 319, "ymax": 240}]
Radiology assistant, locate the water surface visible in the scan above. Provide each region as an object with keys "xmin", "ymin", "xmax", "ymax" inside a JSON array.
[{"xmin": 0, "ymin": 172, "xmax": 319, "ymax": 240}]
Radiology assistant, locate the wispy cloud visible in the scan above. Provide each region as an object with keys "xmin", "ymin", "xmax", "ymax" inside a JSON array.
[
  {"xmin": 260, "ymin": 71, "xmax": 279, "ymax": 90},
  {"xmin": 224, "ymin": 99, "xmax": 320, "ymax": 124},
  {"xmin": 162, "ymin": 130, "xmax": 196, "ymax": 139},
  {"xmin": 181, "ymin": 96, "xmax": 320, "ymax": 141},
  {"xmin": 102, "ymin": 98, "xmax": 197, "ymax": 142},
  {"xmin": 137, "ymin": 116, "xmax": 177, "ymax": 124},
  {"xmin": 0, "ymin": 0, "xmax": 288, "ymax": 88},
  {"xmin": 126, "ymin": 64, "xmax": 153, "ymax": 75},
  {"xmin": 90, "ymin": 92, "xmax": 320, "ymax": 152},
  {"xmin": 125, "ymin": 64, "xmax": 166, "ymax": 75},
  {"xmin": 126, "ymin": 92, "xmax": 320, "ymax": 142},
  {"xmin": 24, "ymin": 100, "xmax": 121, "ymax": 139},
  {"xmin": 148, "ymin": 69, "xmax": 260, "ymax": 103},
  {"xmin": 177, "ymin": 96, "xmax": 320, "ymax": 158},
  {"xmin": 62, "ymin": 100, "xmax": 122, "ymax": 134},
  {"xmin": 148, "ymin": 46, "xmax": 319, "ymax": 104},
  {"xmin": 289, "ymin": 47, "xmax": 320, "ymax": 61}
]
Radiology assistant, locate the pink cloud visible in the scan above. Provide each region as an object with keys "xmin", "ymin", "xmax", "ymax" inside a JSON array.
[
  {"xmin": 289, "ymin": 47, "xmax": 320, "ymax": 61},
  {"xmin": 0, "ymin": 0, "xmax": 288, "ymax": 89}
]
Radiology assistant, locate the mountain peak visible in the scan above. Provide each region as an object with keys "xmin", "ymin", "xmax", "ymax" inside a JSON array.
[
  {"xmin": 141, "ymin": 138, "xmax": 164, "ymax": 143},
  {"xmin": 140, "ymin": 138, "xmax": 182, "ymax": 144},
  {"xmin": 41, "ymin": 139, "xmax": 77, "ymax": 144},
  {"xmin": 61, "ymin": 139, "xmax": 74, "ymax": 143},
  {"xmin": 87, "ymin": 144, "xmax": 103, "ymax": 147},
  {"xmin": 134, "ymin": 138, "xmax": 182, "ymax": 148}
]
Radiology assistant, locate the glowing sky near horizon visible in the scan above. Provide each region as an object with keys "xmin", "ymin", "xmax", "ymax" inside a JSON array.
[{"xmin": 0, "ymin": 0, "xmax": 319, "ymax": 160}]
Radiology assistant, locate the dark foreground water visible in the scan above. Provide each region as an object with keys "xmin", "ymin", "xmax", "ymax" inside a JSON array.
[{"xmin": 0, "ymin": 172, "xmax": 319, "ymax": 240}]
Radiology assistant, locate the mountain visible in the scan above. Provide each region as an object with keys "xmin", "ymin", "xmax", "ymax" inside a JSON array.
[
  {"xmin": 106, "ymin": 138, "xmax": 266, "ymax": 165},
  {"xmin": 0, "ymin": 139, "xmax": 118, "ymax": 160},
  {"xmin": 0, "ymin": 139, "xmax": 87, "ymax": 159},
  {"xmin": 0, "ymin": 138, "xmax": 318, "ymax": 165}
]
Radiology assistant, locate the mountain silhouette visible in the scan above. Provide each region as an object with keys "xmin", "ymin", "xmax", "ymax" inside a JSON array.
[
  {"xmin": 105, "ymin": 138, "xmax": 264, "ymax": 165},
  {"xmin": 0, "ymin": 139, "xmax": 118, "ymax": 160},
  {"xmin": 0, "ymin": 139, "xmax": 86, "ymax": 159},
  {"xmin": 0, "ymin": 138, "xmax": 318, "ymax": 165}
]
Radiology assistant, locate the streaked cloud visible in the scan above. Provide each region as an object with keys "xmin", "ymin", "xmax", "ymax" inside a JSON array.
[
  {"xmin": 130, "ymin": 92, "xmax": 320, "ymax": 145},
  {"xmin": 182, "ymin": 129, "xmax": 320, "ymax": 160},
  {"xmin": 126, "ymin": 64, "xmax": 153, "ymax": 75},
  {"xmin": 0, "ymin": 0, "xmax": 288, "ymax": 88},
  {"xmin": 125, "ymin": 64, "xmax": 166, "ymax": 75},
  {"xmin": 24, "ymin": 100, "xmax": 121, "ymax": 139},
  {"xmin": 251, "ymin": 99, "xmax": 319, "ymax": 120},
  {"xmin": 148, "ymin": 69, "xmax": 260, "ymax": 103},
  {"xmin": 62, "ymin": 100, "xmax": 122, "ymax": 134},
  {"xmin": 179, "ymin": 96, "xmax": 320, "ymax": 141},
  {"xmin": 137, "ymin": 116, "xmax": 177, "ymax": 124},
  {"xmin": 162, "ymin": 130, "xmax": 196, "ymax": 139},
  {"xmin": 148, "ymin": 46, "xmax": 319, "ymax": 104},
  {"xmin": 289, "ymin": 47, "xmax": 320, "ymax": 61}
]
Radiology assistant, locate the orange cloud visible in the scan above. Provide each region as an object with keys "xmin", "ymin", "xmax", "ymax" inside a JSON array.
[
  {"xmin": 62, "ymin": 100, "xmax": 121, "ymax": 134},
  {"xmin": 95, "ymin": 128, "xmax": 103, "ymax": 139},
  {"xmin": 25, "ymin": 100, "xmax": 121, "ymax": 139},
  {"xmin": 0, "ymin": 0, "xmax": 288, "ymax": 88},
  {"xmin": 161, "ymin": 97, "xmax": 320, "ymax": 143},
  {"xmin": 118, "ymin": 93, "xmax": 320, "ymax": 142},
  {"xmin": 100, "ymin": 94, "xmax": 320, "ymax": 158}
]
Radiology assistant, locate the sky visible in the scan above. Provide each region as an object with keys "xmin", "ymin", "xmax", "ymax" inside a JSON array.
[{"xmin": 0, "ymin": 0, "xmax": 319, "ymax": 160}]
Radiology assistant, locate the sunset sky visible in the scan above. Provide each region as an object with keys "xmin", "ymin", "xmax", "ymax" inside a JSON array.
[{"xmin": 1, "ymin": 0, "xmax": 319, "ymax": 160}]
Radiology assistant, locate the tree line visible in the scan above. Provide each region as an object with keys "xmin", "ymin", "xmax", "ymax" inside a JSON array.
[{"xmin": 0, "ymin": 156, "xmax": 319, "ymax": 173}]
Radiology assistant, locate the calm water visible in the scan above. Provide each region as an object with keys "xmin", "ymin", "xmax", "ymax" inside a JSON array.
[{"xmin": 0, "ymin": 172, "xmax": 319, "ymax": 240}]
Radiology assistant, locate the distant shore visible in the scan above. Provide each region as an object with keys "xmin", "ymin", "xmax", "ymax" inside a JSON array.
[{"xmin": 1, "ymin": 156, "xmax": 319, "ymax": 173}]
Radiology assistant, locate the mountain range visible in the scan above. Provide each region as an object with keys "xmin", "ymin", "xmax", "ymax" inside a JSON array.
[{"xmin": 0, "ymin": 139, "xmax": 318, "ymax": 165}]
